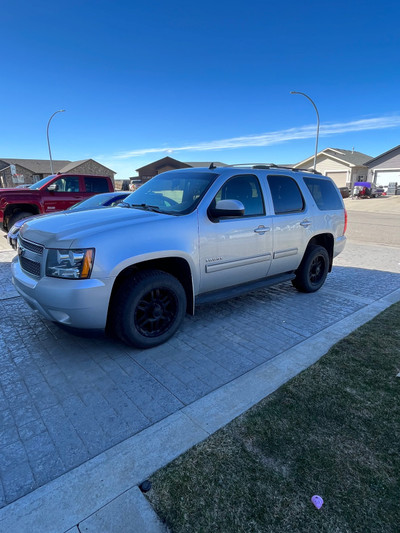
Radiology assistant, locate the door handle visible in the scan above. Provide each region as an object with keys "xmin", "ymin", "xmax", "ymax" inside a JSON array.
[
  {"xmin": 254, "ymin": 225, "xmax": 271, "ymax": 235},
  {"xmin": 300, "ymin": 219, "xmax": 311, "ymax": 228}
]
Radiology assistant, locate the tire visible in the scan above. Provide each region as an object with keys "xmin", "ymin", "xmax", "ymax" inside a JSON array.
[
  {"xmin": 8, "ymin": 211, "xmax": 32, "ymax": 230},
  {"xmin": 292, "ymin": 245, "xmax": 329, "ymax": 293},
  {"xmin": 110, "ymin": 270, "xmax": 187, "ymax": 349}
]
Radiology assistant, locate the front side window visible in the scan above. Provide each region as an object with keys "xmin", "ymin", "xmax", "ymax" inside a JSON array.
[
  {"xmin": 122, "ymin": 170, "xmax": 218, "ymax": 215},
  {"xmin": 49, "ymin": 176, "xmax": 80, "ymax": 192},
  {"xmin": 267, "ymin": 175, "xmax": 305, "ymax": 214},
  {"xmin": 213, "ymin": 174, "xmax": 264, "ymax": 217},
  {"xmin": 304, "ymin": 177, "xmax": 343, "ymax": 210}
]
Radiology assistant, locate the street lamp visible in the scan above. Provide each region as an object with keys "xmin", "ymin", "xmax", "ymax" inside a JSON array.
[
  {"xmin": 47, "ymin": 109, "xmax": 65, "ymax": 174},
  {"xmin": 290, "ymin": 91, "xmax": 320, "ymax": 171}
]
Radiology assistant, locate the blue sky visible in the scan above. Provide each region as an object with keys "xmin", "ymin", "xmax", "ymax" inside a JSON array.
[{"xmin": 2, "ymin": 0, "xmax": 400, "ymax": 178}]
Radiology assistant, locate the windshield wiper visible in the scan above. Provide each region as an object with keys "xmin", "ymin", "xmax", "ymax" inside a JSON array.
[{"xmin": 129, "ymin": 203, "xmax": 163, "ymax": 212}]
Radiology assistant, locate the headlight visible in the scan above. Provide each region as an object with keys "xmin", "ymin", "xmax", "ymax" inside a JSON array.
[{"xmin": 46, "ymin": 248, "xmax": 95, "ymax": 279}]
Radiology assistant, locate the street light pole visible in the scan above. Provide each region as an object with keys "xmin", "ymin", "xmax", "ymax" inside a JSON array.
[
  {"xmin": 290, "ymin": 92, "xmax": 320, "ymax": 171},
  {"xmin": 47, "ymin": 109, "xmax": 65, "ymax": 174}
]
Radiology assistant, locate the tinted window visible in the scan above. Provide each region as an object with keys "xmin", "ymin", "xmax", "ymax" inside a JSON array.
[
  {"xmin": 213, "ymin": 174, "xmax": 264, "ymax": 217},
  {"xmin": 267, "ymin": 175, "xmax": 304, "ymax": 214},
  {"xmin": 84, "ymin": 177, "xmax": 109, "ymax": 193},
  {"xmin": 304, "ymin": 178, "xmax": 343, "ymax": 210},
  {"xmin": 49, "ymin": 176, "xmax": 80, "ymax": 192}
]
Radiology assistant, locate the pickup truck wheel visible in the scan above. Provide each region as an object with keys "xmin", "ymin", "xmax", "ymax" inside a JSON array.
[
  {"xmin": 8, "ymin": 211, "xmax": 32, "ymax": 230},
  {"xmin": 292, "ymin": 245, "xmax": 329, "ymax": 293},
  {"xmin": 113, "ymin": 270, "xmax": 186, "ymax": 349}
]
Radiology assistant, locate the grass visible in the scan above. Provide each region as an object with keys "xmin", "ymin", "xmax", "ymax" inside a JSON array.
[{"xmin": 147, "ymin": 302, "xmax": 400, "ymax": 533}]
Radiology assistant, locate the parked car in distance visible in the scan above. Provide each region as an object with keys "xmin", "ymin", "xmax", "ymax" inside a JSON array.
[
  {"xmin": 0, "ymin": 173, "xmax": 115, "ymax": 231},
  {"xmin": 12, "ymin": 165, "xmax": 347, "ymax": 349},
  {"xmin": 339, "ymin": 186, "xmax": 350, "ymax": 198},
  {"xmin": 7, "ymin": 191, "xmax": 130, "ymax": 250}
]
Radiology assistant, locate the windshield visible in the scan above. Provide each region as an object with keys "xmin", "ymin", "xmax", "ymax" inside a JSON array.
[
  {"xmin": 29, "ymin": 175, "xmax": 57, "ymax": 189},
  {"xmin": 122, "ymin": 170, "xmax": 218, "ymax": 215}
]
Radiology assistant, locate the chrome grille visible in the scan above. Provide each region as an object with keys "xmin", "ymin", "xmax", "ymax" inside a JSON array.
[
  {"xmin": 19, "ymin": 238, "xmax": 44, "ymax": 255},
  {"xmin": 20, "ymin": 256, "xmax": 41, "ymax": 277}
]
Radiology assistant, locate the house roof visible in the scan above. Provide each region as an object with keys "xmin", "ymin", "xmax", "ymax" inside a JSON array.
[
  {"xmin": 58, "ymin": 159, "xmax": 91, "ymax": 173},
  {"xmin": 294, "ymin": 148, "xmax": 372, "ymax": 168},
  {"xmin": 0, "ymin": 158, "xmax": 71, "ymax": 174},
  {"xmin": 0, "ymin": 158, "xmax": 116, "ymax": 175},
  {"xmin": 364, "ymin": 145, "xmax": 400, "ymax": 166},
  {"xmin": 185, "ymin": 162, "xmax": 228, "ymax": 167},
  {"xmin": 136, "ymin": 156, "xmax": 192, "ymax": 172}
]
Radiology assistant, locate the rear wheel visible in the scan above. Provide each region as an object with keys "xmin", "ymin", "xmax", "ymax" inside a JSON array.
[
  {"xmin": 292, "ymin": 245, "xmax": 329, "ymax": 293},
  {"xmin": 110, "ymin": 270, "xmax": 186, "ymax": 349}
]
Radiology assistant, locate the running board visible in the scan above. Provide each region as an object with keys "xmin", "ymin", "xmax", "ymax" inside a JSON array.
[{"xmin": 196, "ymin": 272, "xmax": 296, "ymax": 306}]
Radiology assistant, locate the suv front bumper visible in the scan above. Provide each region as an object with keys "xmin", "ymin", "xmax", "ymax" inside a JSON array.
[{"xmin": 11, "ymin": 257, "xmax": 114, "ymax": 329}]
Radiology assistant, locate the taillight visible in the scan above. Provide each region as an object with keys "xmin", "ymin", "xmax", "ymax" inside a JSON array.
[{"xmin": 343, "ymin": 208, "xmax": 347, "ymax": 234}]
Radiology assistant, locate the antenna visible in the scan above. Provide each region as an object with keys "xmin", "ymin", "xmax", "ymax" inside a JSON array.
[{"xmin": 209, "ymin": 162, "xmax": 216, "ymax": 169}]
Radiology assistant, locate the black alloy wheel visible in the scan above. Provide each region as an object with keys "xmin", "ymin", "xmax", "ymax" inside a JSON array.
[
  {"xmin": 111, "ymin": 270, "xmax": 187, "ymax": 349},
  {"xmin": 135, "ymin": 286, "xmax": 180, "ymax": 338},
  {"xmin": 292, "ymin": 245, "xmax": 329, "ymax": 293}
]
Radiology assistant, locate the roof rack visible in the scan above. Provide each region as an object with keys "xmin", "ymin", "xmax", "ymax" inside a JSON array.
[
  {"xmin": 230, "ymin": 163, "xmax": 322, "ymax": 175},
  {"xmin": 208, "ymin": 162, "xmax": 322, "ymax": 175}
]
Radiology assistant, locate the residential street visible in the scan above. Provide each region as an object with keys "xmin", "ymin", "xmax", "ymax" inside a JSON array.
[
  {"xmin": 344, "ymin": 196, "xmax": 400, "ymax": 246},
  {"xmin": 0, "ymin": 197, "xmax": 399, "ymax": 532}
]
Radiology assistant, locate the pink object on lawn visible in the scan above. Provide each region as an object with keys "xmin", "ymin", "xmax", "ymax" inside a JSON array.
[{"xmin": 311, "ymin": 495, "xmax": 324, "ymax": 509}]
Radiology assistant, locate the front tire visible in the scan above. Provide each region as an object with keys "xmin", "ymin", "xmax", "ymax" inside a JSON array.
[
  {"xmin": 8, "ymin": 211, "xmax": 32, "ymax": 230},
  {"xmin": 292, "ymin": 245, "xmax": 329, "ymax": 293},
  {"xmin": 110, "ymin": 270, "xmax": 186, "ymax": 349}
]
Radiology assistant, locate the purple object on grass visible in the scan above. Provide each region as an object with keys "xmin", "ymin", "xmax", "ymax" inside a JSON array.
[{"xmin": 311, "ymin": 495, "xmax": 324, "ymax": 509}]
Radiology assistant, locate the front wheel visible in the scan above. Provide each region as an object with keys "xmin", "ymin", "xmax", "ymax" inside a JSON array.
[
  {"xmin": 110, "ymin": 270, "xmax": 187, "ymax": 349},
  {"xmin": 292, "ymin": 245, "xmax": 329, "ymax": 293},
  {"xmin": 8, "ymin": 211, "xmax": 32, "ymax": 230}
]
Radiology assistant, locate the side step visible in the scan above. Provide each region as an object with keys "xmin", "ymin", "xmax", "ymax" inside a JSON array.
[{"xmin": 196, "ymin": 272, "xmax": 296, "ymax": 306}]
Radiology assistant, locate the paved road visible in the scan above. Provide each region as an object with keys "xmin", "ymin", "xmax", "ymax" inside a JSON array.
[{"xmin": 0, "ymin": 203, "xmax": 399, "ymax": 510}]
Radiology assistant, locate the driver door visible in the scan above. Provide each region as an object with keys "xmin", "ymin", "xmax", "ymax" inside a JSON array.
[
  {"xmin": 198, "ymin": 174, "xmax": 273, "ymax": 294},
  {"xmin": 42, "ymin": 176, "xmax": 84, "ymax": 213}
]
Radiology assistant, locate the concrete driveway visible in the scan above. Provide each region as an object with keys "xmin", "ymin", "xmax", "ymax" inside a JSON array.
[{"xmin": 0, "ymin": 199, "xmax": 399, "ymax": 530}]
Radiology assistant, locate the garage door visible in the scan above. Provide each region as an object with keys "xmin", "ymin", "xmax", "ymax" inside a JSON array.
[
  {"xmin": 326, "ymin": 172, "xmax": 348, "ymax": 188},
  {"xmin": 375, "ymin": 170, "xmax": 400, "ymax": 187}
]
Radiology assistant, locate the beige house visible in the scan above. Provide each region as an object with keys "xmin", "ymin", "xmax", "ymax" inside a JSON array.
[
  {"xmin": 293, "ymin": 148, "xmax": 372, "ymax": 188},
  {"xmin": 364, "ymin": 145, "xmax": 400, "ymax": 186},
  {"xmin": 0, "ymin": 158, "xmax": 116, "ymax": 188}
]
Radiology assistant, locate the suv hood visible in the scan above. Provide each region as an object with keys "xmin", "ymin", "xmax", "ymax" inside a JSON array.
[{"xmin": 19, "ymin": 206, "xmax": 169, "ymax": 248}]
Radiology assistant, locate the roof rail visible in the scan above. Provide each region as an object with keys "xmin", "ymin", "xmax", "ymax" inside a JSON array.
[{"xmin": 211, "ymin": 163, "xmax": 322, "ymax": 175}]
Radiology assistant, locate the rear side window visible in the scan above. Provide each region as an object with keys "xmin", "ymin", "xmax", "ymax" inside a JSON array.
[
  {"xmin": 267, "ymin": 175, "xmax": 304, "ymax": 214},
  {"xmin": 84, "ymin": 177, "xmax": 109, "ymax": 193},
  {"xmin": 304, "ymin": 178, "xmax": 343, "ymax": 210}
]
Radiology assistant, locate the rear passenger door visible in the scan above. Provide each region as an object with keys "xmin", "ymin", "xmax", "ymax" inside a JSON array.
[
  {"xmin": 81, "ymin": 176, "xmax": 111, "ymax": 200},
  {"xmin": 266, "ymin": 175, "xmax": 312, "ymax": 276}
]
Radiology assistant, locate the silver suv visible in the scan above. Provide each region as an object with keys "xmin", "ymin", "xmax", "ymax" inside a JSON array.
[{"xmin": 12, "ymin": 165, "xmax": 347, "ymax": 348}]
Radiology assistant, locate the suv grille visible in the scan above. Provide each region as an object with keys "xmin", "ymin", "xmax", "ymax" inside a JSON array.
[
  {"xmin": 18, "ymin": 238, "xmax": 44, "ymax": 278},
  {"xmin": 20, "ymin": 256, "xmax": 41, "ymax": 277},
  {"xmin": 19, "ymin": 238, "xmax": 44, "ymax": 255}
]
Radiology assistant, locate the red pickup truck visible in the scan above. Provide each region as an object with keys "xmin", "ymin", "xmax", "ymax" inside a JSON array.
[{"xmin": 0, "ymin": 173, "xmax": 114, "ymax": 231}]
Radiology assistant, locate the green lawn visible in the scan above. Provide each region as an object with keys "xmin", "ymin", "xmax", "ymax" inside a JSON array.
[{"xmin": 148, "ymin": 302, "xmax": 400, "ymax": 533}]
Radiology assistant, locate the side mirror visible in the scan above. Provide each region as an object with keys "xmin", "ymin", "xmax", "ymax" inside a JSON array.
[
  {"xmin": 47, "ymin": 183, "xmax": 57, "ymax": 191},
  {"xmin": 209, "ymin": 199, "xmax": 245, "ymax": 219}
]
